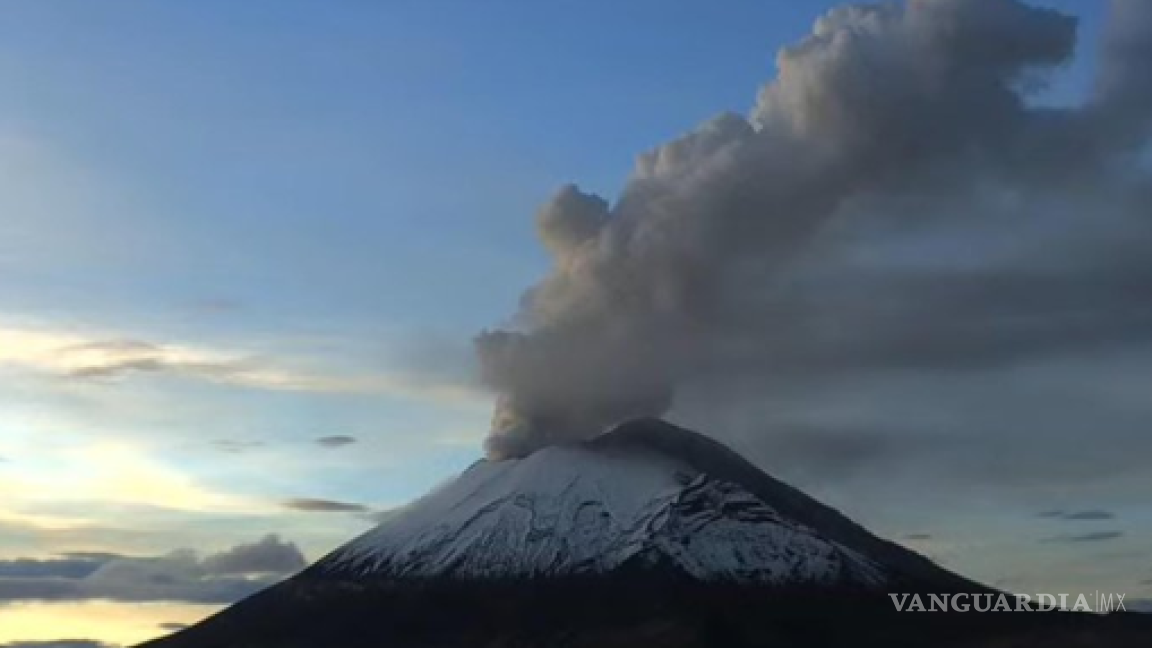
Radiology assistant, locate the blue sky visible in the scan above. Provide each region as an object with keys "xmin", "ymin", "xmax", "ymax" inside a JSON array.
[
  {"xmin": 1, "ymin": 1, "xmax": 1147, "ymax": 645},
  {"xmin": 0, "ymin": 0, "xmax": 1105, "ymax": 326}
]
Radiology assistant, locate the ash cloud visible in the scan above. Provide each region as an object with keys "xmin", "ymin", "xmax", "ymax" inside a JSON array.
[{"xmin": 476, "ymin": 0, "xmax": 1152, "ymax": 459}]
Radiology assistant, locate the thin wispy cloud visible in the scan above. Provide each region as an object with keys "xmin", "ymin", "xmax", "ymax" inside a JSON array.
[
  {"xmin": 56, "ymin": 553, "xmax": 124, "ymax": 562},
  {"xmin": 315, "ymin": 435, "xmax": 356, "ymax": 449},
  {"xmin": 0, "ymin": 510, "xmax": 97, "ymax": 532},
  {"xmin": 1041, "ymin": 531, "xmax": 1125, "ymax": 544},
  {"xmin": 1038, "ymin": 509, "xmax": 1117, "ymax": 521},
  {"xmin": 0, "ymin": 323, "xmax": 484, "ymax": 405},
  {"xmin": 1061, "ymin": 510, "xmax": 1117, "ymax": 521},
  {"xmin": 282, "ymin": 498, "xmax": 369, "ymax": 514},
  {"xmin": 210, "ymin": 440, "xmax": 265, "ymax": 454}
]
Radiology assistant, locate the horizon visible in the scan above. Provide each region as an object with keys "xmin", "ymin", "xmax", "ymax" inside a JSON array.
[{"xmin": 2, "ymin": 1, "xmax": 1151, "ymax": 646}]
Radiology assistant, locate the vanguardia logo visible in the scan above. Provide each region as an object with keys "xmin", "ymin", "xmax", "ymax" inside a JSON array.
[{"xmin": 889, "ymin": 592, "xmax": 1127, "ymax": 613}]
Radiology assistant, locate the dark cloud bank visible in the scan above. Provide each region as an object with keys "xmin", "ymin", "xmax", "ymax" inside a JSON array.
[
  {"xmin": 0, "ymin": 535, "xmax": 304, "ymax": 605},
  {"xmin": 471, "ymin": 0, "xmax": 1152, "ymax": 495}
]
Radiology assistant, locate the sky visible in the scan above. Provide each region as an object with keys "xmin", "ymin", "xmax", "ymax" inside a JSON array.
[{"xmin": 1, "ymin": 1, "xmax": 1149, "ymax": 646}]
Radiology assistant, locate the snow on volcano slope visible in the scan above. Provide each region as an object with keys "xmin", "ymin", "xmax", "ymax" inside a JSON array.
[{"xmin": 318, "ymin": 441, "xmax": 887, "ymax": 586}]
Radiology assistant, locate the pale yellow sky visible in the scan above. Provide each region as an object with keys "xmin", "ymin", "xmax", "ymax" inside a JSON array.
[
  {"xmin": 0, "ymin": 318, "xmax": 482, "ymax": 646},
  {"xmin": 0, "ymin": 601, "xmax": 219, "ymax": 646}
]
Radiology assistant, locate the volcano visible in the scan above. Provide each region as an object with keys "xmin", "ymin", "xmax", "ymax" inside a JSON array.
[{"xmin": 142, "ymin": 419, "xmax": 1150, "ymax": 647}]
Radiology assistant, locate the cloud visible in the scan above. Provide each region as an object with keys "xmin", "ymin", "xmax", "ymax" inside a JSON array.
[
  {"xmin": 473, "ymin": 0, "xmax": 1152, "ymax": 470},
  {"xmin": 50, "ymin": 338, "xmax": 277, "ymax": 388},
  {"xmin": 1095, "ymin": 0, "xmax": 1152, "ymax": 142},
  {"xmin": 281, "ymin": 498, "xmax": 369, "ymax": 513},
  {"xmin": 0, "ymin": 555, "xmax": 116, "ymax": 580},
  {"xmin": 55, "ymin": 552, "xmax": 124, "ymax": 562},
  {"xmin": 199, "ymin": 534, "xmax": 305, "ymax": 575},
  {"xmin": 1060, "ymin": 510, "xmax": 1117, "ymax": 521},
  {"xmin": 0, "ymin": 578, "xmax": 79, "ymax": 601},
  {"xmin": 1041, "ymin": 531, "xmax": 1125, "ymax": 544},
  {"xmin": 315, "ymin": 435, "xmax": 356, "ymax": 448},
  {"xmin": 903, "ymin": 534, "xmax": 933, "ymax": 541},
  {"xmin": 0, "ymin": 323, "xmax": 483, "ymax": 404},
  {"xmin": 0, "ymin": 535, "xmax": 304, "ymax": 604},
  {"xmin": 1038, "ymin": 510, "xmax": 1116, "ymax": 521},
  {"xmin": 210, "ymin": 439, "xmax": 265, "ymax": 454}
]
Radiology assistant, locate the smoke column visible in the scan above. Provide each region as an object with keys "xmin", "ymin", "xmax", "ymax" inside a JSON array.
[{"xmin": 476, "ymin": 0, "xmax": 1152, "ymax": 459}]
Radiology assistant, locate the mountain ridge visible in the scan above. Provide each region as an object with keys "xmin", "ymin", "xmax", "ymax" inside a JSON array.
[
  {"xmin": 312, "ymin": 418, "xmax": 909, "ymax": 587},
  {"xmin": 139, "ymin": 418, "xmax": 1150, "ymax": 648},
  {"xmin": 589, "ymin": 418, "xmax": 985, "ymax": 591}
]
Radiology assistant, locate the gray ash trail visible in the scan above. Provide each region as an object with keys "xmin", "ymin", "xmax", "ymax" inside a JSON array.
[{"xmin": 475, "ymin": 0, "xmax": 1152, "ymax": 459}]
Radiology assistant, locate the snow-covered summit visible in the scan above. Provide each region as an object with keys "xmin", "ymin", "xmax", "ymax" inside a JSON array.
[
  {"xmin": 145, "ymin": 420, "xmax": 1023, "ymax": 648},
  {"xmin": 317, "ymin": 419, "xmax": 888, "ymax": 586}
]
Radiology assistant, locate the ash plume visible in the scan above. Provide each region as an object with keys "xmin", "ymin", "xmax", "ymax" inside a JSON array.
[{"xmin": 476, "ymin": 0, "xmax": 1152, "ymax": 459}]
